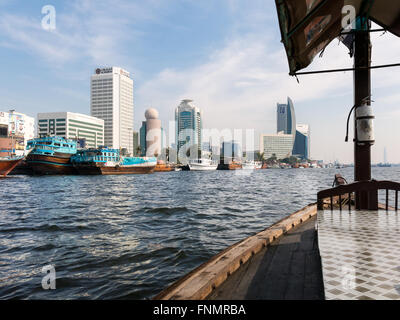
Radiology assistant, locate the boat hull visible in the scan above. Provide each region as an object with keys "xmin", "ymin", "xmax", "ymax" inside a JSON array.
[
  {"xmin": 217, "ymin": 163, "xmax": 242, "ymax": 170},
  {"xmin": 0, "ymin": 158, "xmax": 23, "ymax": 177},
  {"xmin": 154, "ymin": 164, "xmax": 174, "ymax": 172},
  {"xmin": 189, "ymin": 164, "xmax": 218, "ymax": 171},
  {"xmin": 26, "ymin": 153, "xmax": 76, "ymax": 175},
  {"xmin": 74, "ymin": 162, "xmax": 156, "ymax": 175},
  {"xmin": 242, "ymin": 163, "xmax": 262, "ymax": 170}
]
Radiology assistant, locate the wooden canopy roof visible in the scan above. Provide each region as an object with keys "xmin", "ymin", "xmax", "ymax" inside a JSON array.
[{"xmin": 275, "ymin": 0, "xmax": 400, "ymax": 74}]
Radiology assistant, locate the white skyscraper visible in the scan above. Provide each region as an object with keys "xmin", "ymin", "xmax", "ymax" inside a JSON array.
[{"xmin": 90, "ymin": 67, "xmax": 134, "ymax": 154}]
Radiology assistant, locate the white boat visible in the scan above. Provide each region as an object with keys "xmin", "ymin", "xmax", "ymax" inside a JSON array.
[
  {"xmin": 242, "ymin": 161, "xmax": 262, "ymax": 170},
  {"xmin": 188, "ymin": 159, "xmax": 218, "ymax": 171}
]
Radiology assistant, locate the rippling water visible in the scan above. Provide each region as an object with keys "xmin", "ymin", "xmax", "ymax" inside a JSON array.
[{"xmin": 1, "ymin": 167, "xmax": 399, "ymax": 299}]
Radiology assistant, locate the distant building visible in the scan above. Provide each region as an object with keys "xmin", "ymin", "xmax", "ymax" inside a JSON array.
[
  {"xmin": 221, "ymin": 141, "xmax": 242, "ymax": 161},
  {"xmin": 293, "ymin": 124, "xmax": 310, "ymax": 160},
  {"xmin": 143, "ymin": 108, "xmax": 162, "ymax": 157},
  {"xmin": 175, "ymin": 99, "xmax": 202, "ymax": 160},
  {"xmin": 0, "ymin": 110, "xmax": 34, "ymax": 156},
  {"xmin": 202, "ymin": 142, "xmax": 211, "ymax": 152},
  {"xmin": 384, "ymin": 147, "xmax": 388, "ymax": 164},
  {"xmin": 277, "ymin": 97, "xmax": 296, "ymax": 135},
  {"xmin": 259, "ymin": 97, "xmax": 297, "ymax": 160},
  {"xmin": 260, "ymin": 133, "xmax": 295, "ymax": 160},
  {"xmin": 132, "ymin": 131, "xmax": 139, "ymax": 156},
  {"xmin": 139, "ymin": 121, "xmax": 147, "ymax": 156},
  {"xmin": 37, "ymin": 112, "xmax": 104, "ymax": 148},
  {"xmin": 245, "ymin": 150, "xmax": 261, "ymax": 161},
  {"xmin": 90, "ymin": 67, "xmax": 133, "ymax": 154}
]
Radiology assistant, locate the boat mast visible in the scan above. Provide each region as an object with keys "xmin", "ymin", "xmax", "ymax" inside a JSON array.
[{"xmin": 353, "ymin": 18, "xmax": 372, "ymax": 209}]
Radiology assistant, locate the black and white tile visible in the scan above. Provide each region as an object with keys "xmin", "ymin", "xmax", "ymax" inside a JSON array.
[{"xmin": 318, "ymin": 210, "xmax": 400, "ymax": 300}]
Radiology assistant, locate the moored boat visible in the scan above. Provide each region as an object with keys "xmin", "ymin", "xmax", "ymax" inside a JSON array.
[
  {"xmin": 0, "ymin": 137, "xmax": 24, "ymax": 177},
  {"xmin": 154, "ymin": 160, "xmax": 174, "ymax": 172},
  {"xmin": 0, "ymin": 157, "xmax": 24, "ymax": 177},
  {"xmin": 188, "ymin": 159, "xmax": 218, "ymax": 171},
  {"xmin": 217, "ymin": 161, "xmax": 242, "ymax": 170},
  {"xmin": 25, "ymin": 137, "xmax": 77, "ymax": 175},
  {"xmin": 242, "ymin": 160, "xmax": 262, "ymax": 170},
  {"xmin": 71, "ymin": 147, "xmax": 157, "ymax": 175}
]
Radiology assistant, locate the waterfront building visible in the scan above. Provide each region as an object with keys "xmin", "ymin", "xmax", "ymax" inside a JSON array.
[
  {"xmin": 144, "ymin": 108, "xmax": 162, "ymax": 157},
  {"xmin": 0, "ymin": 110, "xmax": 35, "ymax": 156},
  {"xmin": 139, "ymin": 121, "xmax": 147, "ymax": 156},
  {"xmin": 175, "ymin": 99, "xmax": 202, "ymax": 160},
  {"xmin": 277, "ymin": 97, "xmax": 296, "ymax": 135},
  {"xmin": 259, "ymin": 97, "xmax": 297, "ymax": 160},
  {"xmin": 132, "ymin": 131, "xmax": 139, "ymax": 156},
  {"xmin": 202, "ymin": 142, "xmax": 211, "ymax": 152},
  {"xmin": 293, "ymin": 124, "xmax": 310, "ymax": 160},
  {"xmin": 259, "ymin": 133, "xmax": 295, "ymax": 160},
  {"xmin": 221, "ymin": 141, "xmax": 242, "ymax": 162},
  {"xmin": 90, "ymin": 67, "xmax": 134, "ymax": 154},
  {"xmin": 138, "ymin": 109, "xmax": 163, "ymax": 158},
  {"xmin": 37, "ymin": 112, "xmax": 104, "ymax": 148}
]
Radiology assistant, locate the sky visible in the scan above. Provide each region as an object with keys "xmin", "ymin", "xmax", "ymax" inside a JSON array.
[{"xmin": 0, "ymin": 0, "xmax": 400, "ymax": 163}]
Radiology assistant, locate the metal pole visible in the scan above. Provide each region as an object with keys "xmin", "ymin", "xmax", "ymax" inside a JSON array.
[{"xmin": 353, "ymin": 23, "xmax": 372, "ymax": 209}]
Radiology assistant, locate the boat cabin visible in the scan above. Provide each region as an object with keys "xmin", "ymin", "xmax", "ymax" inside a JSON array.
[
  {"xmin": 71, "ymin": 147, "xmax": 120, "ymax": 164},
  {"xmin": 26, "ymin": 136, "xmax": 77, "ymax": 156}
]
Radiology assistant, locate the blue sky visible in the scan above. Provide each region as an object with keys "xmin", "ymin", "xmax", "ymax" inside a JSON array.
[{"xmin": 0, "ymin": 0, "xmax": 400, "ymax": 163}]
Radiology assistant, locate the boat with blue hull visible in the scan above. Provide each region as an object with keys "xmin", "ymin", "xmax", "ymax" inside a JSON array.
[
  {"xmin": 71, "ymin": 148, "xmax": 157, "ymax": 175},
  {"xmin": 26, "ymin": 137, "xmax": 77, "ymax": 175}
]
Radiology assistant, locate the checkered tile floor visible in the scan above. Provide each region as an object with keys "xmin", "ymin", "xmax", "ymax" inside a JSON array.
[{"xmin": 317, "ymin": 210, "xmax": 400, "ymax": 300}]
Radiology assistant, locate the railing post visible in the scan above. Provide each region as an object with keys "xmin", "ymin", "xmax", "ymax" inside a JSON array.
[
  {"xmin": 386, "ymin": 189, "xmax": 389, "ymax": 211},
  {"xmin": 317, "ymin": 199, "xmax": 323, "ymax": 210}
]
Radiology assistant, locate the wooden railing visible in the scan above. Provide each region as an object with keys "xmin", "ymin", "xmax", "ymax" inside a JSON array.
[{"xmin": 317, "ymin": 180, "xmax": 400, "ymax": 211}]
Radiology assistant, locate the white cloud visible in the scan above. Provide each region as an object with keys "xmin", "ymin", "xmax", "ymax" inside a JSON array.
[
  {"xmin": 0, "ymin": 0, "xmax": 166, "ymax": 66},
  {"xmin": 137, "ymin": 34, "xmax": 351, "ymax": 139}
]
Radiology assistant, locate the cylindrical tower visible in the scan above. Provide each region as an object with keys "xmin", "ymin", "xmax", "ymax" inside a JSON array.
[{"xmin": 145, "ymin": 108, "xmax": 161, "ymax": 157}]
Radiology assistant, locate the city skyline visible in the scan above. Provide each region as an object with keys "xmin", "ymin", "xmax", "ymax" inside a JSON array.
[{"xmin": 0, "ymin": 1, "xmax": 399, "ymax": 163}]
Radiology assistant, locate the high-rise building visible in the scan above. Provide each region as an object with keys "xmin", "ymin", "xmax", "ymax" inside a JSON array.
[
  {"xmin": 259, "ymin": 97, "xmax": 297, "ymax": 160},
  {"xmin": 37, "ymin": 112, "xmax": 104, "ymax": 148},
  {"xmin": 139, "ymin": 121, "xmax": 147, "ymax": 156},
  {"xmin": 259, "ymin": 133, "xmax": 295, "ymax": 160},
  {"xmin": 0, "ymin": 110, "xmax": 35, "ymax": 156},
  {"xmin": 277, "ymin": 97, "xmax": 296, "ymax": 135},
  {"xmin": 132, "ymin": 131, "xmax": 139, "ymax": 156},
  {"xmin": 90, "ymin": 67, "xmax": 133, "ymax": 154},
  {"xmin": 175, "ymin": 99, "xmax": 202, "ymax": 160},
  {"xmin": 293, "ymin": 124, "xmax": 310, "ymax": 160}
]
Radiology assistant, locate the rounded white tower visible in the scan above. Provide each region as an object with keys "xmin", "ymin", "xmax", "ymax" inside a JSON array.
[{"xmin": 145, "ymin": 108, "xmax": 162, "ymax": 157}]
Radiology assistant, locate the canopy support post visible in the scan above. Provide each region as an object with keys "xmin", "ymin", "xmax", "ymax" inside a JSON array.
[{"xmin": 353, "ymin": 25, "xmax": 372, "ymax": 210}]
